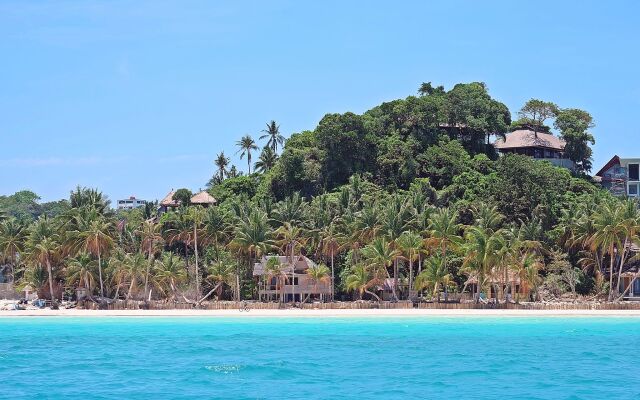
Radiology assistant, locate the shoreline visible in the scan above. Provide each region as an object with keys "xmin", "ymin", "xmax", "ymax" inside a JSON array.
[{"xmin": 2, "ymin": 308, "xmax": 640, "ymax": 318}]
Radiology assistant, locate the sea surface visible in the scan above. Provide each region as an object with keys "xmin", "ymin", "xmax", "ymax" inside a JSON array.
[{"xmin": 1, "ymin": 316, "xmax": 640, "ymax": 399}]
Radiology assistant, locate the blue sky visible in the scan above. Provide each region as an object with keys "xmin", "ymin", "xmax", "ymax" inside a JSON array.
[{"xmin": 1, "ymin": 0, "xmax": 638, "ymax": 202}]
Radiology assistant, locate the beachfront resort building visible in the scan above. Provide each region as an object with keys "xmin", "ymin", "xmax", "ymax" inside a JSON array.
[
  {"xmin": 493, "ymin": 129, "xmax": 575, "ymax": 170},
  {"xmin": 595, "ymin": 155, "xmax": 640, "ymax": 197},
  {"xmin": 117, "ymin": 196, "xmax": 147, "ymax": 210},
  {"xmin": 159, "ymin": 190, "xmax": 217, "ymax": 213},
  {"xmin": 253, "ymin": 255, "xmax": 331, "ymax": 302}
]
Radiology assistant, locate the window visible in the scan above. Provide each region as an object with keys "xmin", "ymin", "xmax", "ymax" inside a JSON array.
[
  {"xmin": 629, "ymin": 183, "xmax": 639, "ymax": 196},
  {"xmin": 629, "ymin": 164, "xmax": 639, "ymax": 181}
]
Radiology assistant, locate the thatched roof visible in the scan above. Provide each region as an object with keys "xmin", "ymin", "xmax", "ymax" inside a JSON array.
[
  {"xmin": 160, "ymin": 191, "xmax": 178, "ymax": 207},
  {"xmin": 191, "ymin": 191, "xmax": 216, "ymax": 205},
  {"xmin": 494, "ymin": 129, "xmax": 565, "ymax": 151}
]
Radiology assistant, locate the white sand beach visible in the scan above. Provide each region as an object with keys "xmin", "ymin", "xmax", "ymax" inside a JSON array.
[{"xmin": 2, "ymin": 308, "xmax": 640, "ymax": 318}]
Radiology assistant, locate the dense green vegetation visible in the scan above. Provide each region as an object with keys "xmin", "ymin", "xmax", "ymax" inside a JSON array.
[{"xmin": 2, "ymin": 82, "xmax": 630, "ymax": 306}]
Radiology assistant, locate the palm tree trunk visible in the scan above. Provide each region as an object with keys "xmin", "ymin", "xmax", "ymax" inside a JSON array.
[
  {"xmin": 97, "ymin": 250, "xmax": 104, "ymax": 298},
  {"xmin": 408, "ymin": 251, "xmax": 413, "ymax": 300},
  {"xmin": 144, "ymin": 252, "xmax": 152, "ymax": 301},
  {"xmin": 46, "ymin": 259, "xmax": 55, "ymax": 305},
  {"xmin": 608, "ymin": 245, "xmax": 615, "ymax": 301},
  {"xmin": 330, "ymin": 249, "xmax": 335, "ymax": 301},
  {"xmin": 194, "ymin": 225, "xmax": 200, "ymax": 299},
  {"xmin": 365, "ymin": 289, "xmax": 382, "ymax": 302},
  {"xmin": 615, "ymin": 238, "xmax": 629, "ymax": 298}
]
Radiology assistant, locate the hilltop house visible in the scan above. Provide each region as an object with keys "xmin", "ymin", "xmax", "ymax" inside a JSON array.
[
  {"xmin": 253, "ymin": 255, "xmax": 331, "ymax": 302},
  {"xmin": 494, "ymin": 129, "xmax": 575, "ymax": 170},
  {"xmin": 595, "ymin": 155, "xmax": 640, "ymax": 197},
  {"xmin": 159, "ymin": 190, "xmax": 217, "ymax": 213}
]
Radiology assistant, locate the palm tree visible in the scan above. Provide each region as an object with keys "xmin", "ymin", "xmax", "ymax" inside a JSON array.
[
  {"xmin": 317, "ymin": 223, "xmax": 345, "ymax": 301},
  {"xmin": 264, "ymin": 256, "xmax": 286, "ymax": 302},
  {"xmin": 229, "ymin": 208, "xmax": 274, "ymax": 300},
  {"xmin": 305, "ymin": 263, "xmax": 330, "ymax": 302},
  {"xmin": 187, "ymin": 206, "xmax": 206, "ymax": 299},
  {"xmin": 0, "ymin": 218, "xmax": 26, "ymax": 282},
  {"xmin": 72, "ymin": 216, "xmax": 115, "ymax": 298},
  {"xmin": 425, "ymin": 207, "xmax": 461, "ymax": 293},
  {"xmin": 202, "ymin": 259, "xmax": 235, "ymax": 303},
  {"xmin": 254, "ymin": 146, "xmax": 278, "ymax": 173},
  {"xmin": 154, "ymin": 252, "xmax": 187, "ymax": 301},
  {"xmin": 397, "ymin": 231, "xmax": 422, "ymax": 298},
  {"xmin": 415, "ymin": 255, "xmax": 453, "ymax": 301},
  {"xmin": 590, "ymin": 202, "xmax": 623, "ymax": 300},
  {"xmin": 461, "ymin": 226, "xmax": 505, "ymax": 302},
  {"xmin": 275, "ymin": 222, "xmax": 308, "ymax": 302},
  {"xmin": 260, "ymin": 120, "xmax": 284, "ymax": 153},
  {"xmin": 65, "ymin": 252, "xmax": 97, "ymax": 292},
  {"xmin": 26, "ymin": 217, "xmax": 60, "ymax": 305},
  {"xmin": 344, "ymin": 263, "xmax": 381, "ymax": 301},
  {"xmin": 236, "ymin": 135, "xmax": 259, "ymax": 174},
  {"xmin": 123, "ymin": 252, "xmax": 147, "ymax": 300},
  {"xmin": 214, "ymin": 152, "xmax": 230, "ymax": 182},
  {"xmin": 137, "ymin": 220, "xmax": 164, "ymax": 301},
  {"xmin": 361, "ymin": 237, "xmax": 400, "ymax": 301}
]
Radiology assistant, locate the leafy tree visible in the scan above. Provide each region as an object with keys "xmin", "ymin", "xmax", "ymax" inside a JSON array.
[
  {"xmin": 515, "ymin": 99, "xmax": 559, "ymax": 134},
  {"xmin": 173, "ymin": 189, "xmax": 193, "ymax": 206},
  {"xmin": 554, "ymin": 108, "xmax": 595, "ymax": 173}
]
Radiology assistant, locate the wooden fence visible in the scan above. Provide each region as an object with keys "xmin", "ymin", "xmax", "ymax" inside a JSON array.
[{"xmin": 77, "ymin": 299, "xmax": 640, "ymax": 311}]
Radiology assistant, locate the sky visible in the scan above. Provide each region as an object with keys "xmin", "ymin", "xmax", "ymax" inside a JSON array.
[{"xmin": 1, "ymin": 0, "xmax": 639, "ymax": 203}]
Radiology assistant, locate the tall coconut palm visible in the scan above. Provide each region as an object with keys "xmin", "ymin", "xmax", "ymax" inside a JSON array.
[
  {"xmin": 344, "ymin": 263, "xmax": 382, "ymax": 301},
  {"xmin": 214, "ymin": 152, "xmax": 230, "ymax": 182},
  {"xmin": 260, "ymin": 120, "xmax": 284, "ymax": 153},
  {"xmin": 318, "ymin": 223, "xmax": 345, "ymax": 301},
  {"xmin": 275, "ymin": 222, "xmax": 308, "ymax": 303},
  {"xmin": 187, "ymin": 206, "xmax": 206, "ymax": 299},
  {"xmin": 415, "ymin": 255, "xmax": 453, "ymax": 301},
  {"xmin": 236, "ymin": 134, "xmax": 259, "ymax": 174},
  {"xmin": 254, "ymin": 146, "xmax": 278, "ymax": 173},
  {"xmin": 229, "ymin": 208, "xmax": 274, "ymax": 300},
  {"xmin": 425, "ymin": 207, "xmax": 461, "ymax": 290},
  {"xmin": 305, "ymin": 263, "xmax": 330, "ymax": 302},
  {"xmin": 0, "ymin": 218, "xmax": 26, "ymax": 281},
  {"xmin": 123, "ymin": 252, "xmax": 147, "ymax": 300},
  {"xmin": 264, "ymin": 256, "xmax": 286, "ymax": 302},
  {"xmin": 137, "ymin": 220, "xmax": 164, "ymax": 301},
  {"xmin": 361, "ymin": 237, "xmax": 400, "ymax": 301},
  {"xmin": 65, "ymin": 252, "xmax": 97, "ymax": 292},
  {"xmin": 154, "ymin": 252, "xmax": 187, "ymax": 300},
  {"xmin": 461, "ymin": 226, "xmax": 505, "ymax": 302},
  {"xmin": 589, "ymin": 202, "xmax": 623, "ymax": 300},
  {"xmin": 202, "ymin": 259, "xmax": 235, "ymax": 303},
  {"xmin": 397, "ymin": 231, "xmax": 422, "ymax": 298},
  {"xmin": 72, "ymin": 216, "xmax": 115, "ymax": 298},
  {"xmin": 26, "ymin": 217, "xmax": 60, "ymax": 305}
]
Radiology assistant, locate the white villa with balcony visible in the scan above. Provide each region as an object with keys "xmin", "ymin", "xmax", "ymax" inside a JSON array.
[
  {"xmin": 494, "ymin": 129, "xmax": 575, "ymax": 170},
  {"xmin": 595, "ymin": 155, "xmax": 640, "ymax": 197}
]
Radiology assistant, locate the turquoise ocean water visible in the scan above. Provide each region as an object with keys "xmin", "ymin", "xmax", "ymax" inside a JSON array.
[{"xmin": 1, "ymin": 317, "xmax": 640, "ymax": 399}]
